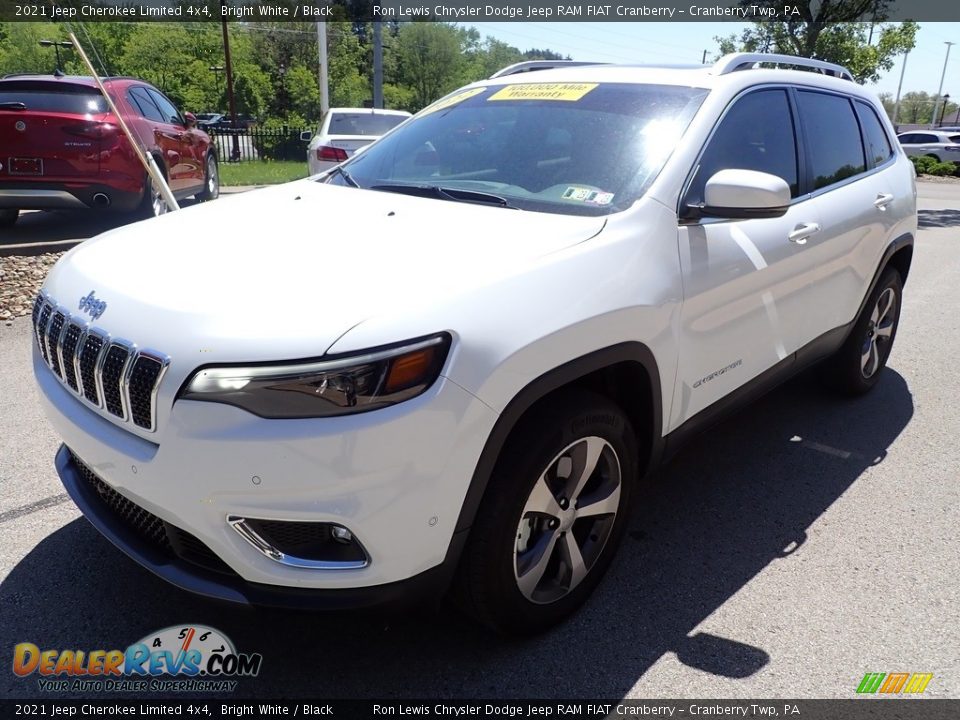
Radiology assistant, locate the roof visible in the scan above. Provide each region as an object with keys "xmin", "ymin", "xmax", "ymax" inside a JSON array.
[{"xmin": 0, "ymin": 74, "xmax": 139, "ymax": 86}]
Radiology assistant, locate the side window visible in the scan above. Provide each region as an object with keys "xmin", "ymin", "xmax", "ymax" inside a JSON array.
[
  {"xmin": 796, "ymin": 91, "xmax": 866, "ymax": 190},
  {"xmin": 146, "ymin": 88, "xmax": 183, "ymax": 126},
  {"xmin": 897, "ymin": 134, "xmax": 915, "ymax": 144},
  {"xmin": 855, "ymin": 101, "xmax": 894, "ymax": 167},
  {"xmin": 913, "ymin": 133, "xmax": 938, "ymax": 144},
  {"xmin": 688, "ymin": 89, "xmax": 799, "ymax": 205},
  {"xmin": 127, "ymin": 87, "xmax": 164, "ymax": 123}
]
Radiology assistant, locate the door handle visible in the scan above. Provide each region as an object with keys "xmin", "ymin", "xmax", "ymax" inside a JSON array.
[
  {"xmin": 874, "ymin": 192, "xmax": 894, "ymax": 210},
  {"xmin": 788, "ymin": 222, "xmax": 820, "ymax": 245}
]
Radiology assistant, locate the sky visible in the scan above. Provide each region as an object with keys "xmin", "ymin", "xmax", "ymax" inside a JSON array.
[{"xmin": 462, "ymin": 22, "xmax": 960, "ymax": 99}]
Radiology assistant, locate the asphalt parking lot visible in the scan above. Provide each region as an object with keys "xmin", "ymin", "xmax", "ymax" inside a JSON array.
[{"xmin": 1, "ymin": 182, "xmax": 958, "ymax": 700}]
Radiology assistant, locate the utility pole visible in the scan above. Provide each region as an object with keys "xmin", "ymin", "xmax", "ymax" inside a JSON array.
[
  {"xmin": 701, "ymin": 49, "xmax": 708, "ymax": 65},
  {"xmin": 892, "ymin": 49, "xmax": 909, "ymax": 128},
  {"xmin": 373, "ymin": 22, "xmax": 383, "ymax": 108},
  {"xmin": 221, "ymin": 12, "xmax": 241, "ymax": 161},
  {"xmin": 317, "ymin": 22, "xmax": 329, "ymax": 116},
  {"xmin": 931, "ymin": 41, "xmax": 954, "ymax": 130}
]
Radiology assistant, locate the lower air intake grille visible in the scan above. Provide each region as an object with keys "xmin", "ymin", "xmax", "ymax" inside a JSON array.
[{"xmin": 69, "ymin": 450, "xmax": 235, "ymax": 576}]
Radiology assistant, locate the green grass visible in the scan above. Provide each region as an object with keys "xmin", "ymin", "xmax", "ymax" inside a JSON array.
[{"xmin": 219, "ymin": 161, "xmax": 309, "ymax": 186}]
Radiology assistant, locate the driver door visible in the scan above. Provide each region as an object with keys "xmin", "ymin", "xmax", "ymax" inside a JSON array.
[{"xmin": 669, "ymin": 88, "xmax": 823, "ymax": 430}]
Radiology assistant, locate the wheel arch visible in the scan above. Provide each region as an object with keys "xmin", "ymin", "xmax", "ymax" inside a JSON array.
[
  {"xmin": 886, "ymin": 239, "xmax": 913, "ymax": 285},
  {"xmin": 453, "ymin": 342, "xmax": 664, "ymax": 535}
]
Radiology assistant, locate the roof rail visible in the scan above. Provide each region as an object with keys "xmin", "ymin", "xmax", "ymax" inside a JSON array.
[
  {"xmin": 712, "ymin": 53, "xmax": 854, "ymax": 82},
  {"xmin": 490, "ymin": 60, "xmax": 607, "ymax": 79}
]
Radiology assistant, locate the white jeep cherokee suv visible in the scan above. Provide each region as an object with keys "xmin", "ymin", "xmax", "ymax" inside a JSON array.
[{"xmin": 32, "ymin": 54, "xmax": 916, "ymax": 634}]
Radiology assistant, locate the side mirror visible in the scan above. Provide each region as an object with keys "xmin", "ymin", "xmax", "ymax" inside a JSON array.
[
  {"xmin": 184, "ymin": 112, "xmax": 197, "ymax": 129},
  {"xmin": 300, "ymin": 130, "xmax": 313, "ymax": 142},
  {"xmin": 695, "ymin": 169, "xmax": 791, "ymax": 219}
]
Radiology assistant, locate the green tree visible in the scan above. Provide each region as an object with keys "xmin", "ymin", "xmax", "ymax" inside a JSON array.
[
  {"xmin": 395, "ymin": 22, "xmax": 465, "ymax": 110},
  {"xmin": 715, "ymin": 1, "xmax": 917, "ymax": 84},
  {"xmin": 0, "ymin": 22, "xmax": 70, "ymax": 76}
]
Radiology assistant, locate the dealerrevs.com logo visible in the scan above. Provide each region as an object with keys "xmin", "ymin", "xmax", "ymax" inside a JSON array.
[{"xmin": 13, "ymin": 625, "xmax": 262, "ymax": 693}]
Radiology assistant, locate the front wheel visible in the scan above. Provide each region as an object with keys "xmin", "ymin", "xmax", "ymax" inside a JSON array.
[
  {"xmin": 454, "ymin": 390, "xmax": 636, "ymax": 634},
  {"xmin": 0, "ymin": 208, "xmax": 19, "ymax": 227},
  {"xmin": 196, "ymin": 155, "xmax": 219, "ymax": 202}
]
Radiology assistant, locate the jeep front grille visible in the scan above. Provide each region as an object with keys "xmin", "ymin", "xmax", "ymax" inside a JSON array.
[{"xmin": 32, "ymin": 292, "xmax": 169, "ymax": 432}]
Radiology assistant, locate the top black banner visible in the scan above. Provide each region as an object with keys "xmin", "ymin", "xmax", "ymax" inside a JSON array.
[{"xmin": 3, "ymin": 0, "xmax": 959, "ymax": 23}]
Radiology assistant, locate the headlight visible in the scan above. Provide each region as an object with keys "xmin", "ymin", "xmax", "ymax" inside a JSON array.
[{"xmin": 180, "ymin": 334, "xmax": 450, "ymax": 418}]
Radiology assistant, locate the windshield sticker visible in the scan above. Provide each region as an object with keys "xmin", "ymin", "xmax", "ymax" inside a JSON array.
[
  {"xmin": 419, "ymin": 88, "xmax": 486, "ymax": 116},
  {"xmin": 562, "ymin": 187, "xmax": 615, "ymax": 205},
  {"xmin": 488, "ymin": 83, "xmax": 598, "ymax": 102}
]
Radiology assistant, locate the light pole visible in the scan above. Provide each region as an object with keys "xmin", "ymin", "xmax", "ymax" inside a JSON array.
[
  {"xmin": 892, "ymin": 49, "xmax": 910, "ymax": 128},
  {"xmin": 38, "ymin": 39, "xmax": 74, "ymax": 76},
  {"xmin": 931, "ymin": 41, "xmax": 954, "ymax": 129},
  {"xmin": 209, "ymin": 65, "xmax": 224, "ymax": 109}
]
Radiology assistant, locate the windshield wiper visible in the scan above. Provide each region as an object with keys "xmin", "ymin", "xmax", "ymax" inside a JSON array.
[
  {"xmin": 0, "ymin": 102, "xmax": 27, "ymax": 111},
  {"xmin": 327, "ymin": 165, "xmax": 360, "ymax": 188},
  {"xmin": 371, "ymin": 184, "xmax": 517, "ymax": 209}
]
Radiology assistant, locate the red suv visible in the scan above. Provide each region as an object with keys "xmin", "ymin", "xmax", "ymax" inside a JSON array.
[{"xmin": 0, "ymin": 75, "xmax": 219, "ymax": 227}]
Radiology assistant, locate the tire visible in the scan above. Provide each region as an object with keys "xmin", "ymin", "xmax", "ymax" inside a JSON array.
[
  {"xmin": 0, "ymin": 208, "xmax": 19, "ymax": 227},
  {"xmin": 134, "ymin": 163, "xmax": 170, "ymax": 220},
  {"xmin": 196, "ymin": 154, "xmax": 219, "ymax": 202},
  {"xmin": 453, "ymin": 389, "xmax": 637, "ymax": 634},
  {"xmin": 825, "ymin": 267, "xmax": 903, "ymax": 396}
]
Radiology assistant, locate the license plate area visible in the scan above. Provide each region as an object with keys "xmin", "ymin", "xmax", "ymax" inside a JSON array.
[{"xmin": 8, "ymin": 157, "xmax": 43, "ymax": 175}]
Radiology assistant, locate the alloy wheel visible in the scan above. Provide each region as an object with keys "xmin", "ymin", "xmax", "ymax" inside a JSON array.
[
  {"xmin": 514, "ymin": 436, "xmax": 622, "ymax": 604},
  {"xmin": 861, "ymin": 287, "xmax": 897, "ymax": 378}
]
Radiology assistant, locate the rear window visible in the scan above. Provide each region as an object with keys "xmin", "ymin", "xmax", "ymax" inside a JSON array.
[
  {"xmin": 328, "ymin": 112, "xmax": 407, "ymax": 136},
  {"xmin": 796, "ymin": 91, "xmax": 866, "ymax": 190},
  {"xmin": 0, "ymin": 81, "xmax": 106, "ymax": 114}
]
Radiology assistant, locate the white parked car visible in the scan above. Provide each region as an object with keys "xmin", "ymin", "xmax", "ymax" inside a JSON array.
[
  {"xmin": 32, "ymin": 54, "xmax": 916, "ymax": 634},
  {"xmin": 303, "ymin": 107, "xmax": 411, "ymax": 175},
  {"xmin": 896, "ymin": 129, "xmax": 960, "ymax": 163}
]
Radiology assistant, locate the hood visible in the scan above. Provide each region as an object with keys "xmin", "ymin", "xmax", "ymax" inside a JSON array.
[{"xmin": 43, "ymin": 180, "xmax": 605, "ymax": 364}]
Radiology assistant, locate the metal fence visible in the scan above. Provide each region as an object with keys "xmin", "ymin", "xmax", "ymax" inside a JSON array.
[{"xmin": 208, "ymin": 126, "xmax": 311, "ymax": 163}]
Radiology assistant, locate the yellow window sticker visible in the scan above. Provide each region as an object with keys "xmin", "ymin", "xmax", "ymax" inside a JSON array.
[
  {"xmin": 419, "ymin": 88, "xmax": 486, "ymax": 116},
  {"xmin": 489, "ymin": 83, "xmax": 598, "ymax": 102}
]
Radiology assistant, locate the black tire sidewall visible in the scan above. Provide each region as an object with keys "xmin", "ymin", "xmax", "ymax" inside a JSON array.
[
  {"xmin": 458, "ymin": 390, "xmax": 637, "ymax": 634},
  {"xmin": 199, "ymin": 155, "xmax": 219, "ymax": 201}
]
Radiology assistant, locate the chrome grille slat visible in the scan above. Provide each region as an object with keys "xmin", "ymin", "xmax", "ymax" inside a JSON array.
[
  {"xmin": 33, "ymin": 293, "xmax": 168, "ymax": 433},
  {"xmin": 100, "ymin": 343, "xmax": 132, "ymax": 419},
  {"xmin": 36, "ymin": 304, "xmax": 53, "ymax": 363},
  {"xmin": 79, "ymin": 332, "xmax": 105, "ymax": 406},
  {"xmin": 46, "ymin": 311, "xmax": 66, "ymax": 378},
  {"xmin": 61, "ymin": 323, "xmax": 84, "ymax": 392}
]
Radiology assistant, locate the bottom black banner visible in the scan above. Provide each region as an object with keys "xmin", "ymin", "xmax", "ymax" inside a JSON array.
[{"xmin": 1, "ymin": 700, "xmax": 958, "ymax": 720}]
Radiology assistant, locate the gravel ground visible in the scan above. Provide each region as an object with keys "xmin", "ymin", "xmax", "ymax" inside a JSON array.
[{"xmin": 0, "ymin": 253, "xmax": 63, "ymax": 323}]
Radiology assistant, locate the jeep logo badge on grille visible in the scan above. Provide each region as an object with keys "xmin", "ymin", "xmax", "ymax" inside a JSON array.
[{"xmin": 78, "ymin": 291, "xmax": 107, "ymax": 320}]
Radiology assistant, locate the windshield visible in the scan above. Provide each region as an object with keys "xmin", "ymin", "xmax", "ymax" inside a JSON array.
[
  {"xmin": 0, "ymin": 81, "xmax": 107, "ymax": 114},
  {"xmin": 329, "ymin": 112, "xmax": 408, "ymax": 136},
  {"xmin": 329, "ymin": 82, "xmax": 707, "ymax": 216}
]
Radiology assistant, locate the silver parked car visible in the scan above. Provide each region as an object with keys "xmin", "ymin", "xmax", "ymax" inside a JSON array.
[{"xmin": 896, "ymin": 130, "xmax": 960, "ymax": 163}]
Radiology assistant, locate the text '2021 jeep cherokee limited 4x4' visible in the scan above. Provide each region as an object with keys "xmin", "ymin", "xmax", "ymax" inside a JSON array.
[{"xmin": 32, "ymin": 54, "xmax": 916, "ymax": 634}]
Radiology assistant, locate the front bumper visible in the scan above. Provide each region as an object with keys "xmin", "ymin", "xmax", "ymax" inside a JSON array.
[
  {"xmin": 36, "ymin": 348, "xmax": 497, "ymax": 605},
  {"xmin": 56, "ymin": 445, "xmax": 466, "ymax": 609}
]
